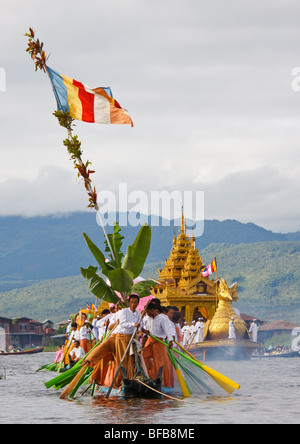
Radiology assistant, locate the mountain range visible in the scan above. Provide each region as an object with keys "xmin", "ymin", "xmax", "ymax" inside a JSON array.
[
  {"xmin": 0, "ymin": 212, "xmax": 299, "ymax": 323},
  {"xmin": 0, "ymin": 212, "xmax": 299, "ymax": 283}
]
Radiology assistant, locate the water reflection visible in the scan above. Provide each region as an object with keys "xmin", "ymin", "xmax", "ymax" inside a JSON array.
[{"xmin": 1, "ymin": 353, "xmax": 300, "ymax": 424}]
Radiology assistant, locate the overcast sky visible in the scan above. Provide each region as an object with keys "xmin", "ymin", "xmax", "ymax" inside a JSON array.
[{"xmin": 1, "ymin": 0, "xmax": 300, "ymax": 233}]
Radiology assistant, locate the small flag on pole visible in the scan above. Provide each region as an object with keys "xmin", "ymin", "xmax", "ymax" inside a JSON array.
[
  {"xmin": 46, "ymin": 66, "xmax": 133, "ymax": 126},
  {"xmin": 202, "ymin": 257, "xmax": 217, "ymax": 277}
]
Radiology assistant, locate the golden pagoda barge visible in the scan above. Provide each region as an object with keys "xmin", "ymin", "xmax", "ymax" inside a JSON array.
[{"xmin": 151, "ymin": 213, "xmax": 261, "ymax": 360}]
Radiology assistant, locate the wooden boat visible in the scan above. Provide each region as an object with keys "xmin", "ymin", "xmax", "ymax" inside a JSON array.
[
  {"xmin": 0, "ymin": 347, "xmax": 44, "ymax": 356},
  {"xmin": 120, "ymin": 365, "xmax": 164, "ymax": 399},
  {"xmin": 252, "ymin": 350, "xmax": 299, "ymax": 359}
]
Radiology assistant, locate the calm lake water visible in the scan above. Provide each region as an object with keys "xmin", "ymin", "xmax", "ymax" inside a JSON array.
[{"xmin": 0, "ymin": 352, "xmax": 299, "ymax": 424}]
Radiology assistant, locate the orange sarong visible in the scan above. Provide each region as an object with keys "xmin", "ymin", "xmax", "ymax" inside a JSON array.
[
  {"xmin": 142, "ymin": 337, "xmax": 173, "ymax": 387},
  {"xmin": 88, "ymin": 333, "xmax": 135, "ymax": 388},
  {"xmin": 80, "ymin": 339, "xmax": 91, "ymax": 354}
]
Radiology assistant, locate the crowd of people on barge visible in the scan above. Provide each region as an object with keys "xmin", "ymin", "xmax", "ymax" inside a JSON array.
[{"xmin": 54, "ymin": 295, "xmax": 208, "ymax": 389}]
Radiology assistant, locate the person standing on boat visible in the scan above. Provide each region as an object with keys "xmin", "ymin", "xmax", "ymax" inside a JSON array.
[
  {"xmin": 249, "ymin": 319, "xmax": 259, "ymax": 342},
  {"xmin": 83, "ymin": 294, "xmax": 141, "ymax": 388},
  {"xmin": 79, "ymin": 320, "xmax": 93, "ymax": 354},
  {"xmin": 92, "ymin": 315, "xmax": 100, "ymax": 342},
  {"xmin": 69, "ymin": 340, "xmax": 86, "ymax": 367},
  {"xmin": 173, "ymin": 311, "xmax": 184, "ymax": 345},
  {"xmin": 188, "ymin": 320, "xmax": 197, "ymax": 344},
  {"xmin": 95, "ymin": 309, "xmax": 111, "ymax": 341},
  {"xmin": 182, "ymin": 322, "xmax": 190, "ymax": 346},
  {"xmin": 141, "ymin": 303, "xmax": 174, "ymax": 387},
  {"xmin": 229, "ymin": 317, "xmax": 236, "ymax": 339},
  {"xmin": 194, "ymin": 318, "xmax": 205, "ymax": 343}
]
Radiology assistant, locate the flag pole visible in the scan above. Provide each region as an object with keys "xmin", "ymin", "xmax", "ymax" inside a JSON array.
[
  {"xmin": 25, "ymin": 29, "xmax": 116, "ymax": 261},
  {"xmin": 215, "ymin": 255, "xmax": 218, "ymax": 314}
]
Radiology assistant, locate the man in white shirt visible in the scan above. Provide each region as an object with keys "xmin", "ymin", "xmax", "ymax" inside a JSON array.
[
  {"xmin": 182, "ymin": 322, "xmax": 190, "ymax": 346},
  {"xmin": 96, "ymin": 309, "xmax": 111, "ymax": 341},
  {"xmin": 188, "ymin": 320, "xmax": 197, "ymax": 345},
  {"xmin": 92, "ymin": 315, "xmax": 100, "ymax": 342},
  {"xmin": 83, "ymin": 295, "xmax": 142, "ymax": 388},
  {"xmin": 229, "ymin": 317, "xmax": 236, "ymax": 339},
  {"xmin": 80, "ymin": 320, "xmax": 93, "ymax": 353},
  {"xmin": 142, "ymin": 303, "xmax": 174, "ymax": 387},
  {"xmin": 194, "ymin": 318, "xmax": 205, "ymax": 343},
  {"xmin": 69, "ymin": 340, "xmax": 86, "ymax": 367},
  {"xmin": 249, "ymin": 319, "xmax": 259, "ymax": 342}
]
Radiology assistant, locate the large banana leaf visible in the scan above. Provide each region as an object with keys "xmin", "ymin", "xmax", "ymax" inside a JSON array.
[
  {"xmin": 130, "ymin": 279, "xmax": 157, "ymax": 298},
  {"xmin": 82, "ymin": 233, "xmax": 113, "ymax": 277},
  {"xmin": 122, "ymin": 223, "xmax": 151, "ymax": 278},
  {"xmin": 104, "ymin": 222, "xmax": 124, "ymax": 267},
  {"xmin": 80, "ymin": 266, "xmax": 120, "ymax": 304},
  {"xmin": 107, "ymin": 267, "xmax": 134, "ymax": 294}
]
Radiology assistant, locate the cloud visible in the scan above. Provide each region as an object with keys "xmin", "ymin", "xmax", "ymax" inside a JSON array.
[{"xmin": 1, "ymin": 0, "xmax": 300, "ymax": 234}]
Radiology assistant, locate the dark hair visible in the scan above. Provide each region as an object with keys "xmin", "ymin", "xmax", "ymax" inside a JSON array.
[
  {"xmin": 152, "ymin": 298, "xmax": 161, "ymax": 306},
  {"xmin": 101, "ymin": 309, "xmax": 110, "ymax": 315},
  {"xmin": 173, "ymin": 311, "xmax": 181, "ymax": 323},
  {"xmin": 71, "ymin": 322, "xmax": 78, "ymax": 328},
  {"xmin": 147, "ymin": 302, "xmax": 157, "ymax": 311},
  {"xmin": 129, "ymin": 293, "xmax": 140, "ymax": 302},
  {"xmin": 161, "ymin": 306, "xmax": 168, "ymax": 314}
]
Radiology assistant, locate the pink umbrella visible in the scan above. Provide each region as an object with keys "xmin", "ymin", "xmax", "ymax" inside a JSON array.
[{"xmin": 108, "ymin": 276, "xmax": 154, "ymax": 310}]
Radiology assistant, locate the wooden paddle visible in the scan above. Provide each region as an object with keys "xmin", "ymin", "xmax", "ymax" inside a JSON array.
[
  {"xmin": 105, "ymin": 302, "xmax": 150, "ymax": 399},
  {"xmin": 174, "ymin": 340, "xmax": 240, "ymax": 394},
  {"xmin": 167, "ymin": 347, "xmax": 190, "ymax": 398},
  {"xmin": 174, "ymin": 341, "xmax": 236, "ymax": 395},
  {"xmin": 59, "ymin": 363, "xmax": 89, "ymax": 399},
  {"xmin": 150, "ymin": 335, "xmax": 240, "ymax": 394},
  {"xmin": 59, "ymin": 321, "xmax": 119, "ymax": 400}
]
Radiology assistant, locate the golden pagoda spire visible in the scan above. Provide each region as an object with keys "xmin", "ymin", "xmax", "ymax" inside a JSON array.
[{"xmin": 180, "ymin": 205, "xmax": 185, "ymax": 235}]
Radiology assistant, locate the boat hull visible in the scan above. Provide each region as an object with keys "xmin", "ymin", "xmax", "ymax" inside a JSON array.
[
  {"xmin": 0, "ymin": 347, "xmax": 44, "ymax": 356},
  {"xmin": 252, "ymin": 351, "xmax": 300, "ymax": 359}
]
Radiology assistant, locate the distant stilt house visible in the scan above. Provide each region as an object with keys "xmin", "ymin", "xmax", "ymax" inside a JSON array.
[
  {"xmin": 42, "ymin": 320, "xmax": 57, "ymax": 345},
  {"xmin": 10, "ymin": 317, "xmax": 44, "ymax": 348},
  {"xmin": 258, "ymin": 320, "xmax": 300, "ymax": 343}
]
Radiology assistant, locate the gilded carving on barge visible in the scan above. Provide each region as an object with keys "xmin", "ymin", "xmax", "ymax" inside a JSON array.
[{"xmin": 208, "ymin": 278, "xmax": 248, "ymax": 340}]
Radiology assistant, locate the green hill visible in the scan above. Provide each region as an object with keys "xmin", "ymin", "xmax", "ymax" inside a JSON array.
[
  {"xmin": 0, "ymin": 243, "xmax": 299, "ymax": 324},
  {"xmin": 0, "ymin": 212, "xmax": 291, "ymax": 284}
]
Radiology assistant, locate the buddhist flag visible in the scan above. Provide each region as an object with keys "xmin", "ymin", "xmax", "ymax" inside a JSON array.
[
  {"xmin": 202, "ymin": 257, "xmax": 217, "ymax": 277},
  {"xmin": 46, "ymin": 66, "xmax": 133, "ymax": 126}
]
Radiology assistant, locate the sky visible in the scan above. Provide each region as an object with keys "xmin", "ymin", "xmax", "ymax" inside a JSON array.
[{"xmin": 1, "ymin": 0, "xmax": 300, "ymax": 233}]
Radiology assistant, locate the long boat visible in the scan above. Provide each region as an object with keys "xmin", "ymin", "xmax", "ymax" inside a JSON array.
[
  {"xmin": 0, "ymin": 347, "xmax": 44, "ymax": 356},
  {"xmin": 251, "ymin": 350, "xmax": 300, "ymax": 359}
]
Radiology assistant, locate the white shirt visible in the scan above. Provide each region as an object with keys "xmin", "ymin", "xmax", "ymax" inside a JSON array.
[
  {"xmin": 143, "ymin": 314, "xmax": 153, "ymax": 332},
  {"xmin": 79, "ymin": 325, "xmax": 91, "ymax": 340},
  {"xmin": 69, "ymin": 329, "xmax": 80, "ymax": 342},
  {"xmin": 118, "ymin": 308, "xmax": 141, "ymax": 335},
  {"xmin": 70, "ymin": 346, "xmax": 85, "ymax": 360},
  {"xmin": 164, "ymin": 315, "xmax": 176, "ymax": 341},
  {"xmin": 150, "ymin": 313, "xmax": 174, "ymax": 343},
  {"xmin": 249, "ymin": 322, "xmax": 259, "ymax": 341},
  {"xmin": 96, "ymin": 313, "xmax": 113, "ymax": 340},
  {"xmin": 229, "ymin": 320, "xmax": 236, "ymax": 339}
]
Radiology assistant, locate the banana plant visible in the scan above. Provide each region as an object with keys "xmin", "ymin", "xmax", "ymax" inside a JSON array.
[{"xmin": 80, "ymin": 222, "xmax": 156, "ymax": 307}]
